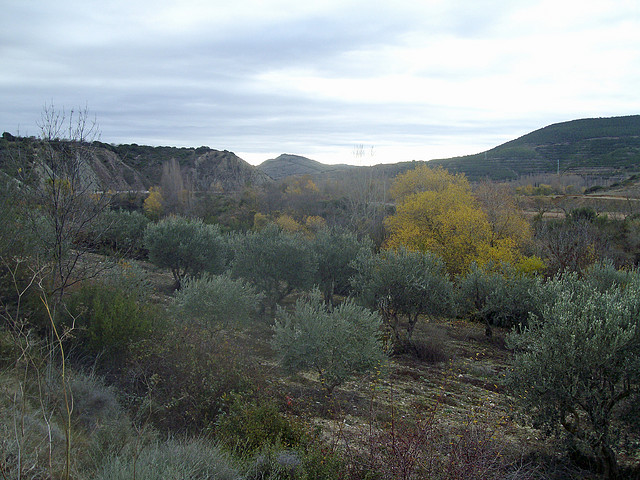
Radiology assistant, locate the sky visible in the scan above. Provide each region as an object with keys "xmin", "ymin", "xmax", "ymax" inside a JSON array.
[{"xmin": 1, "ymin": 0, "xmax": 639, "ymax": 166}]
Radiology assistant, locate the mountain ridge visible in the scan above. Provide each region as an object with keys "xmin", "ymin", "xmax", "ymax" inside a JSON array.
[
  {"xmin": 257, "ymin": 153, "xmax": 354, "ymax": 180},
  {"xmin": 2, "ymin": 114, "xmax": 639, "ymax": 189},
  {"xmin": 428, "ymin": 115, "xmax": 640, "ymax": 181}
]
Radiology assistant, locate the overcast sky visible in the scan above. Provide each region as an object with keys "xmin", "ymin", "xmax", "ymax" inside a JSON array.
[{"xmin": 1, "ymin": 0, "xmax": 639, "ymax": 165}]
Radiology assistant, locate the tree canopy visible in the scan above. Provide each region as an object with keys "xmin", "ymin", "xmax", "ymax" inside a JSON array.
[
  {"xmin": 351, "ymin": 247, "xmax": 454, "ymax": 346},
  {"xmin": 272, "ymin": 290, "xmax": 386, "ymax": 395},
  {"xmin": 144, "ymin": 215, "xmax": 227, "ymax": 288},
  {"xmin": 507, "ymin": 272, "xmax": 640, "ymax": 479},
  {"xmin": 385, "ymin": 165, "xmax": 530, "ymax": 275}
]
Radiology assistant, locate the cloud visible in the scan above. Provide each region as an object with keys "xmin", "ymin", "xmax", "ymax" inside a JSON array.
[{"xmin": 1, "ymin": 0, "xmax": 639, "ymax": 164}]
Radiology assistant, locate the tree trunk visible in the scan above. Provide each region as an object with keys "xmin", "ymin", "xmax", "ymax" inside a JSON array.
[{"xmin": 600, "ymin": 443, "xmax": 618, "ymax": 480}]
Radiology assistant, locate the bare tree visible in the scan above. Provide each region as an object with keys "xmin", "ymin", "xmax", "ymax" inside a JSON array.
[
  {"xmin": 535, "ymin": 218, "xmax": 607, "ymax": 274},
  {"xmin": 160, "ymin": 158, "xmax": 188, "ymax": 213},
  {"xmin": 15, "ymin": 103, "xmax": 110, "ymax": 300},
  {"xmin": 343, "ymin": 145, "xmax": 389, "ymax": 244}
]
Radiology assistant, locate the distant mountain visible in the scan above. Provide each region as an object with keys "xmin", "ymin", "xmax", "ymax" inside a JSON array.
[
  {"xmin": 110, "ymin": 143, "xmax": 271, "ymax": 191},
  {"xmin": 0, "ymin": 137, "xmax": 271, "ymax": 193},
  {"xmin": 3, "ymin": 115, "xmax": 638, "ymax": 191},
  {"xmin": 258, "ymin": 154, "xmax": 354, "ymax": 180},
  {"xmin": 429, "ymin": 115, "xmax": 640, "ymax": 181}
]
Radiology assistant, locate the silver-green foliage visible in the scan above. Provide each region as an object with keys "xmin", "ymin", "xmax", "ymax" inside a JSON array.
[
  {"xmin": 144, "ymin": 215, "xmax": 227, "ymax": 288},
  {"xmin": 457, "ymin": 264, "xmax": 543, "ymax": 330},
  {"xmin": 582, "ymin": 260, "xmax": 636, "ymax": 293},
  {"xmin": 351, "ymin": 248, "xmax": 454, "ymax": 343},
  {"xmin": 172, "ymin": 274, "xmax": 264, "ymax": 328},
  {"xmin": 312, "ymin": 226, "xmax": 373, "ymax": 305},
  {"xmin": 507, "ymin": 272, "xmax": 640, "ymax": 478},
  {"xmin": 272, "ymin": 291, "xmax": 386, "ymax": 394},
  {"xmin": 95, "ymin": 438, "xmax": 241, "ymax": 480},
  {"xmin": 90, "ymin": 209, "xmax": 150, "ymax": 256},
  {"xmin": 231, "ymin": 224, "xmax": 317, "ymax": 311}
]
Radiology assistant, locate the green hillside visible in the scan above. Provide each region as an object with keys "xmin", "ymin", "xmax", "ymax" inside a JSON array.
[
  {"xmin": 258, "ymin": 154, "xmax": 354, "ymax": 180},
  {"xmin": 429, "ymin": 115, "xmax": 640, "ymax": 181}
]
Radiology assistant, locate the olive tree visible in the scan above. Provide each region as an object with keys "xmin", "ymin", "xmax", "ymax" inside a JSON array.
[
  {"xmin": 172, "ymin": 274, "xmax": 264, "ymax": 329},
  {"xmin": 312, "ymin": 226, "xmax": 373, "ymax": 305},
  {"xmin": 144, "ymin": 215, "xmax": 227, "ymax": 288},
  {"xmin": 351, "ymin": 248, "xmax": 454, "ymax": 346},
  {"xmin": 272, "ymin": 290, "xmax": 386, "ymax": 396},
  {"xmin": 231, "ymin": 224, "xmax": 317, "ymax": 314},
  {"xmin": 457, "ymin": 264, "xmax": 543, "ymax": 336},
  {"xmin": 507, "ymin": 273, "xmax": 640, "ymax": 479}
]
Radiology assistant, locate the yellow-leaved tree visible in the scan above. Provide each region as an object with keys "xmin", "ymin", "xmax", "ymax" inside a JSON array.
[
  {"xmin": 384, "ymin": 165, "xmax": 532, "ymax": 275},
  {"xmin": 143, "ymin": 186, "xmax": 163, "ymax": 220}
]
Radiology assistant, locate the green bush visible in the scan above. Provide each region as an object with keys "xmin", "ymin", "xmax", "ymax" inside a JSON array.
[
  {"xmin": 582, "ymin": 260, "xmax": 635, "ymax": 293},
  {"xmin": 216, "ymin": 396, "xmax": 307, "ymax": 455},
  {"xmin": 231, "ymin": 224, "xmax": 317, "ymax": 313},
  {"xmin": 83, "ymin": 209, "xmax": 150, "ymax": 258},
  {"xmin": 95, "ymin": 438, "xmax": 240, "ymax": 480},
  {"xmin": 65, "ymin": 282, "xmax": 154, "ymax": 364},
  {"xmin": 312, "ymin": 226, "xmax": 373, "ymax": 305},
  {"xmin": 507, "ymin": 272, "xmax": 640, "ymax": 478},
  {"xmin": 457, "ymin": 264, "xmax": 543, "ymax": 333},
  {"xmin": 247, "ymin": 445, "xmax": 347, "ymax": 480},
  {"xmin": 101, "ymin": 261, "xmax": 154, "ymax": 303},
  {"xmin": 144, "ymin": 215, "xmax": 228, "ymax": 288},
  {"xmin": 351, "ymin": 247, "xmax": 454, "ymax": 345},
  {"xmin": 273, "ymin": 290, "xmax": 387, "ymax": 395},
  {"xmin": 123, "ymin": 323, "xmax": 255, "ymax": 434},
  {"xmin": 172, "ymin": 274, "xmax": 264, "ymax": 329}
]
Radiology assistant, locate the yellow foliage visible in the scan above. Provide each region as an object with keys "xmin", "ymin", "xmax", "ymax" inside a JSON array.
[
  {"xmin": 385, "ymin": 166, "xmax": 531, "ymax": 275},
  {"xmin": 284, "ymin": 175, "xmax": 320, "ymax": 195},
  {"xmin": 305, "ymin": 215, "xmax": 326, "ymax": 233},
  {"xmin": 514, "ymin": 255, "xmax": 547, "ymax": 276},
  {"xmin": 389, "ymin": 165, "xmax": 470, "ymax": 202},
  {"xmin": 385, "ymin": 187, "xmax": 492, "ymax": 275},
  {"xmin": 275, "ymin": 214, "xmax": 304, "ymax": 233},
  {"xmin": 305, "ymin": 178, "xmax": 319, "ymax": 193},
  {"xmin": 476, "ymin": 237, "xmax": 521, "ymax": 269},
  {"xmin": 143, "ymin": 186, "xmax": 163, "ymax": 220},
  {"xmin": 253, "ymin": 212, "xmax": 270, "ymax": 230},
  {"xmin": 45, "ymin": 177, "xmax": 73, "ymax": 195}
]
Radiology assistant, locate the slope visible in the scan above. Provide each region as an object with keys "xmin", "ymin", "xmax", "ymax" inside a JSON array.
[
  {"xmin": 429, "ymin": 115, "xmax": 640, "ymax": 181},
  {"xmin": 258, "ymin": 154, "xmax": 354, "ymax": 180}
]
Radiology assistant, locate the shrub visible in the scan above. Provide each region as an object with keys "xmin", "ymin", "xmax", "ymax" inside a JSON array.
[
  {"xmin": 312, "ymin": 226, "xmax": 373, "ymax": 305},
  {"xmin": 78, "ymin": 209, "xmax": 150, "ymax": 258},
  {"xmin": 216, "ymin": 395, "xmax": 307, "ymax": 455},
  {"xmin": 247, "ymin": 445, "xmax": 347, "ymax": 480},
  {"xmin": 351, "ymin": 247, "xmax": 454, "ymax": 345},
  {"xmin": 231, "ymin": 224, "xmax": 317, "ymax": 314},
  {"xmin": 144, "ymin": 215, "xmax": 228, "ymax": 288},
  {"xmin": 172, "ymin": 274, "xmax": 264, "ymax": 329},
  {"xmin": 94, "ymin": 437, "xmax": 240, "ymax": 480},
  {"xmin": 507, "ymin": 272, "xmax": 640, "ymax": 479},
  {"xmin": 101, "ymin": 260, "xmax": 154, "ymax": 303},
  {"xmin": 123, "ymin": 323, "xmax": 255, "ymax": 434},
  {"xmin": 457, "ymin": 264, "xmax": 542, "ymax": 334},
  {"xmin": 273, "ymin": 290, "xmax": 387, "ymax": 396},
  {"xmin": 402, "ymin": 323, "xmax": 451, "ymax": 363},
  {"xmin": 582, "ymin": 260, "xmax": 635, "ymax": 293},
  {"xmin": 57, "ymin": 372, "xmax": 135, "ymax": 475},
  {"xmin": 65, "ymin": 282, "xmax": 154, "ymax": 365}
]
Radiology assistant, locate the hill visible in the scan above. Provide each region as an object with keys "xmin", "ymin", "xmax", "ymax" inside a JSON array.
[
  {"xmin": 258, "ymin": 153, "xmax": 354, "ymax": 180},
  {"xmin": 429, "ymin": 115, "xmax": 640, "ymax": 181},
  {"xmin": 3, "ymin": 114, "xmax": 638, "ymax": 190},
  {"xmin": 0, "ymin": 136, "xmax": 271, "ymax": 193}
]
